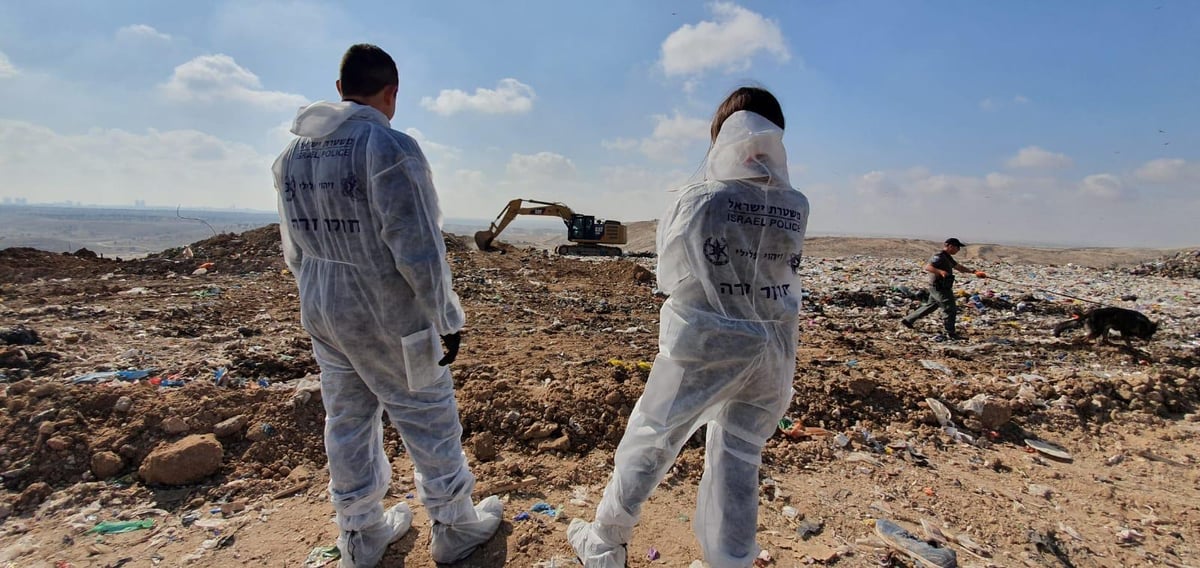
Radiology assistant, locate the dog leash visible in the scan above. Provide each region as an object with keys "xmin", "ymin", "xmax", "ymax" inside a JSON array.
[{"xmin": 983, "ymin": 275, "xmax": 1108, "ymax": 307}]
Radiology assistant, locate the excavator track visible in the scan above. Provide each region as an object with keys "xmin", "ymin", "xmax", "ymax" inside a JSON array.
[{"xmin": 555, "ymin": 244, "xmax": 623, "ymax": 257}]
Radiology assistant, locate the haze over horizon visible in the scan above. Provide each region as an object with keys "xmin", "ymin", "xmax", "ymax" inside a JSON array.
[{"xmin": 1, "ymin": 1, "xmax": 1197, "ymax": 248}]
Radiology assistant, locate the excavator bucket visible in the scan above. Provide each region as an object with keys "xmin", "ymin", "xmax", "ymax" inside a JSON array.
[{"xmin": 474, "ymin": 230, "xmax": 496, "ymax": 251}]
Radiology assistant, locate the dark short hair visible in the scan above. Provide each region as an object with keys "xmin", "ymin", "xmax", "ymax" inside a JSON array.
[
  {"xmin": 339, "ymin": 44, "xmax": 398, "ymax": 98},
  {"xmin": 710, "ymin": 86, "xmax": 785, "ymax": 142}
]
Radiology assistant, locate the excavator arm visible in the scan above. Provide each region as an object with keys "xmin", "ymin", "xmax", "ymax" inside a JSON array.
[{"xmin": 474, "ymin": 199, "xmax": 575, "ymax": 251}]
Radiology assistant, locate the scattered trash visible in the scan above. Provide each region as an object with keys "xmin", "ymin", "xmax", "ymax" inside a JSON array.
[
  {"xmin": 116, "ymin": 369, "xmax": 152, "ymax": 381},
  {"xmin": 920, "ymin": 360, "xmax": 953, "ymax": 376},
  {"xmin": 781, "ymin": 506, "xmax": 798, "ymax": 520},
  {"xmin": 1116, "ymin": 527, "xmax": 1144, "ymax": 545},
  {"xmin": 797, "ymin": 518, "xmax": 823, "ymax": 539},
  {"xmin": 1057, "ymin": 522, "xmax": 1083, "ymax": 542},
  {"xmin": 608, "ymin": 358, "xmax": 653, "ymax": 372},
  {"xmin": 530, "ymin": 502, "xmax": 561, "ymax": 517},
  {"xmin": 753, "ymin": 549, "xmax": 772, "ymax": 566},
  {"xmin": 303, "ymin": 545, "xmax": 340, "ymax": 567},
  {"xmin": 192, "ymin": 286, "xmax": 221, "ymax": 298},
  {"xmin": 569, "ymin": 486, "xmax": 591, "ymax": 507},
  {"xmin": 919, "ymin": 519, "xmax": 948, "ymax": 546},
  {"xmin": 70, "ymin": 371, "xmax": 118, "ymax": 384},
  {"xmin": 874, "ymin": 519, "xmax": 957, "ymax": 568},
  {"xmin": 87, "ymin": 519, "xmax": 154, "ymax": 534},
  {"xmin": 777, "ymin": 418, "xmax": 834, "ymax": 440},
  {"xmin": 514, "ymin": 511, "xmax": 531, "ymax": 521},
  {"xmin": 1024, "ymin": 439, "xmax": 1073, "ymax": 461},
  {"xmin": 0, "ymin": 325, "xmax": 40, "ymax": 346},
  {"xmin": 927, "ymin": 398, "xmax": 975, "ymax": 445},
  {"xmin": 647, "ymin": 546, "xmax": 660, "ymax": 561}
]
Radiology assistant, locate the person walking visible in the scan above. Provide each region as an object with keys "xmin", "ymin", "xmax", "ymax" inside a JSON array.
[{"xmin": 900, "ymin": 237, "xmax": 987, "ymax": 339}]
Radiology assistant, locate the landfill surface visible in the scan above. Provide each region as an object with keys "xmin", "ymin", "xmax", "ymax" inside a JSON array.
[{"xmin": 1, "ymin": 225, "xmax": 1198, "ymax": 567}]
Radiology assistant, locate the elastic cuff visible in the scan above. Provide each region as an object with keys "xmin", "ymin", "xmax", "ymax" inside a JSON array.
[{"xmin": 428, "ymin": 495, "xmax": 475, "ymax": 525}]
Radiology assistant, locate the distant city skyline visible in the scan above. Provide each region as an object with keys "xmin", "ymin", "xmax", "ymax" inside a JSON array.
[{"xmin": 1, "ymin": 1, "xmax": 1197, "ymax": 247}]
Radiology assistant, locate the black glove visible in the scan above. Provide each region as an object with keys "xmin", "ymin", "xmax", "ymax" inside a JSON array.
[{"xmin": 438, "ymin": 332, "xmax": 461, "ymax": 366}]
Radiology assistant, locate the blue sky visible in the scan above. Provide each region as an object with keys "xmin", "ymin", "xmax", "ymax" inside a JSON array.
[{"xmin": 1, "ymin": 1, "xmax": 1197, "ymax": 247}]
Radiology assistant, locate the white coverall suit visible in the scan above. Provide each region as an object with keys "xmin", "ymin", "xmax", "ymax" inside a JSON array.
[
  {"xmin": 570, "ymin": 111, "xmax": 809, "ymax": 568},
  {"xmin": 274, "ymin": 101, "xmax": 500, "ymax": 566}
]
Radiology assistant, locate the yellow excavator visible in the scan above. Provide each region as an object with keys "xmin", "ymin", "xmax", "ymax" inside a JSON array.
[{"xmin": 474, "ymin": 198, "xmax": 628, "ymax": 257}]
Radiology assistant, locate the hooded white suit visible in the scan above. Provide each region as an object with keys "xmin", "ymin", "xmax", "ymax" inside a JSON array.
[
  {"xmin": 274, "ymin": 101, "xmax": 500, "ymax": 566},
  {"xmin": 570, "ymin": 111, "xmax": 810, "ymax": 568}
]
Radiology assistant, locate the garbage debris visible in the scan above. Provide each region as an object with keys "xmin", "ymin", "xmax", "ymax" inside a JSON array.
[
  {"xmin": 303, "ymin": 545, "xmax": 340, "ymax": 567},
  {"xmin": 87, "ymin": 519, "xmax": 154, "ymax": 534},
  {"xmin": 1024, "ymin": 439, "xmax": 1073, "ymax": 461},
  {"xmin": 0, "ymin": 326, "xmax": 40, "ymax": 346},
  {"xmin": 920, "ymin": 360, "xmax": 953, "ymax": 376},
  {"xmin": 874, "ymin": 519, "xmax": 957, "ymax": 568}
]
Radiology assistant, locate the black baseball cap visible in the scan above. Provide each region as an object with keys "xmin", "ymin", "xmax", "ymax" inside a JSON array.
[{"xmin": 944, "ymin": 238, "xmax": 966, "ymax": 247}]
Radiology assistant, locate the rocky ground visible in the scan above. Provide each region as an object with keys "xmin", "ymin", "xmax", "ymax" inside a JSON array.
[{"xmin": 0, "ymin": 227, "xmax": 1198, "ymax": 567}]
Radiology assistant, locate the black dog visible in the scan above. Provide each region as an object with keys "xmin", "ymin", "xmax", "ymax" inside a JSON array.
[{"xmin": 1052, "ymin": 307, "xmax": 1158, "ymax": 347}]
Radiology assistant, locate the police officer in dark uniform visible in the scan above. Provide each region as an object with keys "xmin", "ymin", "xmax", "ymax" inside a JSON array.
[{"xmin": 901, "ymin": 238, "xmax": 986, "ymax": 339}]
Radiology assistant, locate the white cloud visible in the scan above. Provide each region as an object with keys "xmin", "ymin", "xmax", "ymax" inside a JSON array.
[
  {"xmin": 420, "ymin": 78, "xmax": 535, "ymax": 116},
  {"xmin": 1134, "ymin": 158, "xmax": 1200, "ymax": 184},
  {"xmin": 116, "ymin": 24, "xmax": 171, "ymax": 42},
  {"xmin": 161, "ymin": 54, "xmax": 308, "ymax": 110},
  {"xmin": 0, "ymin": 51, "xmax": 18, "ymax": 78},
  {"xmin": 855, "ymin": 170, "xmax": 901, "ymax": 198},
  {"xmin": 403, "ymin": 128, "xmax": 462, "ymax": 164},
  {"xmin": 0, "ymin": 119, "xmax": 275, "ymax": 209},
  {"xmin": 605, "ymin": 112, "xmax": 710, "ymax": 163},
  {"xmin": 660, "ymin": 2, "xmax": 790, "ymax": 77},
  {"xmin": 852, "ymin": 166, "xmax": 1058, "ymax": 203},
  {"xmin": 1013, "ymin": 94, "xmax": 1030, "ymax": 104},
  {"xmin": 978, "ymin": 98, "xmax": 997, "ymax": 112},
  {"xmin": 434, "ymin": 169, "xmax": 494, "ymax": 216},
  {"xmin": 641, "ymin": 112, "xmax": 710, "ymax": 162},
  {"xmin": 506, "ymin": 152, "xmax": 577, "ymax": 181},
  {"xmin": 1006, "ymin": 146, "xmax": 1074, "ymax": 170},
  {"xmin": 1079, "ymin": 173, "xmax": 1131, "ymax": 201}
]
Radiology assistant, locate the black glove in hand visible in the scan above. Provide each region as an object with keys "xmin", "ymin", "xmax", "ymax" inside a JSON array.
[{"xmin": 438, "ymin": 332, "xmax": 462, "ymax": 366}]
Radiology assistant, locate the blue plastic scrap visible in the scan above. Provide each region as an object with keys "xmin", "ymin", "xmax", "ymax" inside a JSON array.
[
  {"xmin": 117, "ymin": 369, "xmax": 153, "ymax": 381},
  {"xmin": 530, "ymin": 502, "xmax": 559, "ymax": 517},
  {"xmin": 514, "ymin": 512, "xmax": 531, "ymax": 521}
]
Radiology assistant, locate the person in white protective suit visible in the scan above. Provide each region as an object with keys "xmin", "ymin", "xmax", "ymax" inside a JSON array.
[
  {"xmin": 569, "ymin": 87, "xmax": 810, "ymax": 568},
  {"xmin": 273, "ymin": 44, "xmax": 502, "ymax": 567}
]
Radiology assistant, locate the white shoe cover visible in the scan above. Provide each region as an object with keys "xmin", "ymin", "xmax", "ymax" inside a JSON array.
[
  {"xmin": 430, "ymin": 495, "xmax": 503, "ymax": 564},
  {"xmin": 568, "ymin": 519, "xmax": 627, "ymax": 568},
  {"xmin": 338, "ymin": 502, "xmax": 413, "ymax": 568}
]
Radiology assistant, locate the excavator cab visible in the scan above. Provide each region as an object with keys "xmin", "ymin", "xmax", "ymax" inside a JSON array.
[{"xmin": 567, "ymin": 215, "xmax": 604, "ymax": 241}]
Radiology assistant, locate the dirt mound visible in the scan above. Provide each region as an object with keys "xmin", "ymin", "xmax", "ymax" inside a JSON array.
[
  {"xmin": 1131, "ymin": 249, "xmax": 1200, "ymax": 278},
  {"xmin": 146, "ymin": 225, "xmax": 286, "ymax": 275},
  {"xmin": 0, "ymin": 247, "xmax": 125, "ymax": 284}
]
